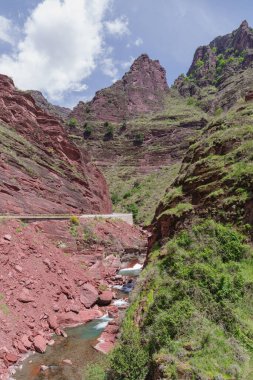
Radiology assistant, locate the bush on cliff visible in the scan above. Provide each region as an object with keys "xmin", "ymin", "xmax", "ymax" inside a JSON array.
[
  {"xmin": 108, "ymin": 319, "xmax": 149, "ymax": 380},
  {"xmin": 109, "ymin": 220, "xmax": 253, "ymax": 379},
  {"xmin": 104, "ymin": 122, "xmax": 114, "ymax": 140},
  {"xmin": 68, "ymin": 117, "xmax": 78, "ymax": 128}
]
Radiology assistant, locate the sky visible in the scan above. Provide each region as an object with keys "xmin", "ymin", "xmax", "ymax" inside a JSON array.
[{"xmin": 0, "ymin": 0, "xmax": 252, "ymax": 108}]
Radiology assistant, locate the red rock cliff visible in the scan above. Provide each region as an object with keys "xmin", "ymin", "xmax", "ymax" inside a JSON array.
[{"xmin": 0, "ymin": 74, "xmax": 112, "ymax": 214}]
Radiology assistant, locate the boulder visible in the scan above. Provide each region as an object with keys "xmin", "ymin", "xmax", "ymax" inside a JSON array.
[
  {"xmin": 57, "ymin": 309, "xmax": 103, "ymax": 327},
  {"xmin": 4, "ymin": 353, "xmax": 19, "ymax": 365},
  {"xmin": 80, "ymin": 283, "xmax": 98, "ymax": 308},
  {"xmin": 33, "ymin": 335, "xmax": 47, "ymax": 353},
  {"xmin": 3, "ymin": 235, "xmax": 12, "ymax": 241},
  {"xmin": 17, "ymin": 288, "xmax": 35, "ymax": 303},
  {"xmin": 21, "ymin": 335, "xmax": 32, "ymax": 349},
  {"xmin": 40, "ymin": 365, "xmax": 49, "ymax": 371},
  {"xmin": 62, "ymin": 359, "xmax": 72, "ymax": 365},
  {"xmin": 14, "ymin": 265, "xmax": 23, "ymax": 273},
  {"xmin": 94, "ymin": 340, "xmax": 114, "ymax": 354},
  {"xmin": 97, "ymin": 291, "xmax": 113, "ymax": 306},
  {"xmin": 48, "ymin": 315, "xmax": 58, "ymax": 330}
]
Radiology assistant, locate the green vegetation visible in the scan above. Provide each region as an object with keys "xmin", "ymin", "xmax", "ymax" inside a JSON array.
[
  {"xmin": 109, "ymin": 321, "xmax": 149, "ymax": 380},
  {"xmin": 187, "ymin": 97, "xmax": 199, "ymax": 106},
  {"xmin": 70, "ymin": 215, "xmax": 80, "ymax": 225},
  {"xmin": 133, "ymin": 132, "xmax": 144, "ymax": 146},
  {"xmin": 106, "ymin": 164, "xmax": 181, "ymax": 225},
  {"xmin": 0, "ymin": 293, "xmax": 10, "ymax": 315},
  {"xmin": 83, "ymin": 225, "xmax": 99, "ymax": 243},
  {"xmin": 104, "ymin": 122, "xmax": 114, "ymax": 140},
  {"xmin": 109, "ymin": 221, "xmax": 253, "ymax": 379},
  {"xmin": 83, "ymin": 123, "xmax": 93, "ymax": 139},
  {"xmin": 68, "ymin": 117, "xmax": 78, "ymax": 128},
  {"xmin": 69, "ymin": 215, "xmax": 79, "ymax": 237},
  {"xmin": 196, "ymin": 59, "xmax": 204, "ymax": 68},
  {"xmin": 159, "ymin": 201, "xmax": 193, "ymax": 218}
]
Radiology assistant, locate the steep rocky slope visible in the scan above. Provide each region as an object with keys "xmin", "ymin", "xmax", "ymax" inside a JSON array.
[
  {"xmin": 67, "ymin": 56, "xmax": 208, "ymax": 224},
  {"xmin": 0, "ymin": 217, "xmax": 146, "ymax": 378},
  {"xmin": 107, "ymin": 21, "xmax": 253, "ymax": 380},
  {"xmin": 175, "ymin": 20, "xmax": 253, "ymax": 113},
  {"xmin": 149, "ymin": 101, "xmax": 253, "ymax": 247},
  {"xmin": 0, "ymin": 74, "xmax": 111, "ymax": 214}
]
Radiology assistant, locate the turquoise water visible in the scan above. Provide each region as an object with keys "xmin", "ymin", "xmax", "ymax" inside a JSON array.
[{"xmin": 14, "ymin": 318, "xmax": 110, "ymax": 380}]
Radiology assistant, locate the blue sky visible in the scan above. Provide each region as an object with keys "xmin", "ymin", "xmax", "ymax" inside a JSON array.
[{"xmin": 0, "ymin": 0, "xmax": 252, "ymax": 107}]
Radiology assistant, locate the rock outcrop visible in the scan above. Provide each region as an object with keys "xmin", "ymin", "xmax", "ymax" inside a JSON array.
[
  {"xmin": 0, "ymin": 217, "xmax": 146, "ymax": 377},
  {"xmin": 70, "ymin": 54, "xmax": 169, "ymax": 123},
  {"xmin": 28, "ymin": 90, "xmax": 71, "ymax": 121},
  {"xmin": 175, "ymin": 20, "xmax": 253, "ymax": 112},
  {"xmin": 188, "ymin": 20, "xmax": 253, "ymax": 86},
  {"xmin": 0, "ymin": 74, "xmax": 111, "ymax": 214}
]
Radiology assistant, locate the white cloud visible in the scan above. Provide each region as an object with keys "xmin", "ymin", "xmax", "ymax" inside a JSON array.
[
  {"xmin": 134, "ymin": 37, "xmax": 143, "ymax": 46},
  {"xmin": 0, "ymin": 16, "xmax": 14, "ymax": 45},
  {"xmin": 0, "ymin": 0, "xmax": 111, "ymax": 100},
  {"xmin": 105, "ymin": 16, "xmax": 129, "ymax": 36},
  {"xmin": 101, "ymin": 57, "xmax": 118, "ymax": 81}
]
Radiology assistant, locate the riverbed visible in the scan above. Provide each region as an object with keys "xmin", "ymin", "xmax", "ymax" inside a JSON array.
[
  {"xmin": 13, "ymin": 259, "xmax": 143, "ymax": 380},
  {"xmin": 13, "ymin": 317, "xmax": 110, "ymax": 380}
]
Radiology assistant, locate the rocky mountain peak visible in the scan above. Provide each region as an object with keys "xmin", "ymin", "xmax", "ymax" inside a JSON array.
[
  {"xmin": 209, "ymin": 19, "xmax": 253, "ymax": 53},
  {"xmin": 123, "ymin": 53, "xmax": 168, "ymax": 92},
  {"xmin": 0, "ymin": 74, "xmax": 15, "ymax": 91},
  {"xmin": 70, "ymin": 54, "xmax": 169, "ymax": 123},
  {"xmin": 239, "ymin": 19, "xmax": 249, "ymax": 29},
  {"xmin": 175, "ymin": 21, "xmax": 253, "ymax": 102}
]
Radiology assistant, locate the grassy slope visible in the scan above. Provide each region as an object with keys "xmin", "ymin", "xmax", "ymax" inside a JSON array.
[
  {"xmin": 104, "ymin": 164, "xmax": 180, "ymax": 225},
  {"xmin": 109, "ymin": 221, "xmax": 253, "ymax": 380}
]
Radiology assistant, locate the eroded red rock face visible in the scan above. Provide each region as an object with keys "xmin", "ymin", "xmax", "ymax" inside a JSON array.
[
  {"xmin": 27, "ymin": 90, "xmax": 71, "ymax": 121},
  {"xmin": 70, "ymin": 54, "xmax": 169, "ymax": 123},
  {"xmin": 0, "ymin": 219, "xmax": 146, "ymax": 378},
  {"xmin": 0, "ymin": 74, "xmax": 111, "ymax": 214}
]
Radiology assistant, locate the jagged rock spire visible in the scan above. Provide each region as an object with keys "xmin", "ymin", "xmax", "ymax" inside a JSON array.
[{"xmin": 240, "ymin": 20, "xmax": 249, "ymax": 29}]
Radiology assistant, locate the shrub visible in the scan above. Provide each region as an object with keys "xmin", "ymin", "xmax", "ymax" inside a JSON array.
[
  {"xmin": 83, "ymin": 123, "xmax": 93, "ymax": 139},
  {"xmin": 84, "ymin": 363, "xmax": 107, "ymax": 380},
  {"xmin": 133, "ymin": 132, "xmax": 144, "ymax": 146},
  {"xmin": 111, "ymin": 192, "xmax": 121, "ymax": 205},
  {"xmin": 109, "ymin": 322, "xmax": 149, "ymax": 380},
  {"xmin": 196, "ymin": 59, "xmax": 204, "ymax": 68},
  {"xmin": 68, "ymin": 117, "xmax": 78, "ymax": 128},
  {"xmin": 126, "ymin": 203, "xmax": 139, "ymax": 221},
  {"xmin": 123, "ymin": 191, "xmax": 131, "ymax": 199},
  {"xmin": 187, "ymin": 97, "xmax": 199, "ymax": 106},
  {"xmin": 70, "ymin": 215, "xmax": 80, "ymax": 225},
  {"xmin": 104, "ymin": 122, "xmax": 114, "ymax": 140}
]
